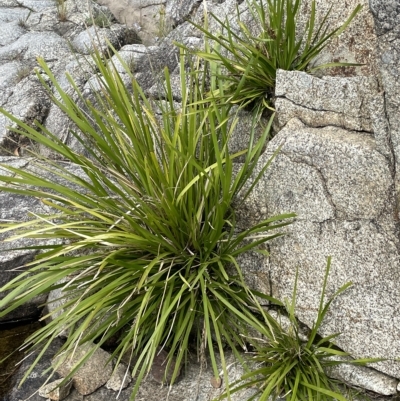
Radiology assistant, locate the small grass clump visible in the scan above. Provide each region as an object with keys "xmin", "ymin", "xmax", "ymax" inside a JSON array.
[
  {"xmin": 17, "ymin": 11, "xmax": 31, "ymax": 29},
  {"xmin": 185, "ymin": 0, "xmax": 361, "ymax": 112},
  {"xmin": 154, "ymin": 5, "xmax": 172, "ymax": 39},
  {"xmin": 0, "ymin": 48, "xmax": 293, "ymax": 399},
  {"xmin": 220, "ymin": 258, "xmax": 381, "ymax": 401},
  {"xmin": 55, "ymin": 0, "xmax": 67, "ymax": 22},
  {"xmin": 85, "ymin": 12, "xmax": 112, "ymax": 28},
  {"xmin": 15, "ymin": 66, "xmax": 31, "ymax": 83}
]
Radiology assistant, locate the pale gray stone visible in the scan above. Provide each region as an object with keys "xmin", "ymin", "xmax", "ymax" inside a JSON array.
[
  {"xmin": 370, "ymin": 0, "xmax": 400, "ymax": 199},
  {"xmin": 240, "ymin": 119, "xmax": 400, "ymax": 379},
  {"xmin": 0, "ymin": 61, "xmax": 26, "ymax": 103},
  {"xmin": 109, "ymin": 43, "xmax": 158, "ymax": 74},
  {"xmin": 0, "ymin": 158, "xmax": 85, "ymax": 322},
  {"xmin": 0, "ymin": 32, "xmax": 70, "ymax": 62},
  {"xmin": 297, "ymin": 0, "xmax": 379, "ymax": 77},
  {"xmin": 53, "ymin": 343, "xmax": 113, "ymax": 395},
  {"xmin": 105, "ymin": 363, "xmax": 131, "ymax": 391},
  {"xmin": 0, "ymin": 6, "xmax": 30, "ymax": 24},
  {"xmin": 228, "ymin": 106, "xmax": 270, "ymax": 163},
  {"xmin": 165, "ymin": 0, "xmax": 202, "ymax": 24},
  {"xmin": 71, "ymin": 25, "xmax": 127, "ymax": 55},
  {"xmin": 39, "ymin": 378, "xmax": 73, "ymax": 400},
  {"xmin": 0, "ymin": 74, "xmax": 50, "ymax": 154},
  {"xmin": 16, "ymin": 0, "xmax": 55, "ymax": 12},
  {"xmin": 0, "ymin": 19, "xmax": 26, "ymax": 46},
  {"xmin": 275, "ymin": 70, "xmax": 379, "ymax": 133},
  {"xmin": 326, "ymin": 357, "xmax": 398, "ymax": 396}
]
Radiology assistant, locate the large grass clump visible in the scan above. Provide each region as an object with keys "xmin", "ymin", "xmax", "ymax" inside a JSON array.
[
  {"xmin": 185, "ymin": 0, "xmax": 362, "ymax": 112},
  {"xmin": 0, "ymin": 48, "xmax": 293, "ymax": 399}
]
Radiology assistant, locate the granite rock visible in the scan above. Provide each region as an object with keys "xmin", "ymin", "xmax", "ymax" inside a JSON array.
[
  {"xmin": 105, "ymin": 363, "xmax": 131, "ymax": 392},
  {"xmin": 0, "ymin": 158, "xmax": 85, "ymax": 322},
  {"xmin": 39, "ymin": 378, "xmax": 73, "ymax": 400},
  {"xmin": 8, "ymin": 337, "xmax": 64, "ymax": 401},
  {"xmin": 297, "ymin": 0, "xmax": 378, "ymax": 77},
  {"xmin": 53, "ymin": 342, "xmax": 113, "ymax": 395},
  {"xmin": 326, "ymin": 357, "xmax": 398, "ymax": 396},
  {"xmin": 370, "ymin": 0, "xmax": 400, "ymax": 198},
  {"xmin": 71, "ymin": 25, "xmax": 128, "ymax": 55},
  {"xmin": 274, "ymin": 70, "xmax": 379, "ymax": 133},
  {"xmin": 240, "ymin": 118, "xmax": 400, "ymax": 379}
]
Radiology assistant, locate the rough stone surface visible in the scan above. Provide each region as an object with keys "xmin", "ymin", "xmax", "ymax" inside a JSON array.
[
  {"xmin": 326, "ymin": 357, "xmax": 398, "ymax": 396},
  {"xmin": 274, "ymin": 70, "xmax": 379, "ymax": 133},
  {"xmin": 53, "ymin": 343, "xmax": 113, "ymax": 395},
  {"xmin": 240, "ymin": 117, "xmax": 400, "ymax": 379},
  {"xmin": 370, "ymin": 1, "xmax": 400, "ymax": 198},
  {"xmin": 8, "ymin": 338, "xmax": 64, "ymax": 401},
  {"xmin": 105, "ymin": 363, "xmax": 131, "ymax": 392},
  {"xmin": 39, "ymin": 378, "xmax": 73, "ymax": 400},
  {"xmin": 228, "ymin": 106, "xmax": 270, "ymax": 163},
  {"xmin": 94, "ymin": 0, "xmax": 201, "ymax": 45},
  {"xmin": 0, "ymin": 74, "xmax": 50, "ymax": 154},
  {"xmin": 1, "ymin": 0, "xmax": 400, "ymax": 399},
  {"xmin": 13, "ymin": 347, "xmax": 260, "ymax": 401},
  {"xmin": 71, "ymin": 25, "xmax": 128, "ymax": 55}
]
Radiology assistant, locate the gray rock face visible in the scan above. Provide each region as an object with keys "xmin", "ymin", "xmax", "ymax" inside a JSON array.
[
  {"xmin": 0, "ymin": 31, "xmax": 70, "ymax": 63},
  {"xmin": 0, "ymin": 74, "xmax": 50, "ymax": 154},
  {"xmin": 71, "ymin": 25, "xmax": 128, "ymax": 55},
  {"xmin": 369, "ymin": 0, "xmax": 400, "ymax": 35},
  {"xmin": 275, "ymin": 70, "xmax": 379, "ymax": 133},
  {"xmin": 298, "ymin": 0, "xmax": 379, "ymax": 77},
  {"xmin": 326, "ymin": 357, "xmax": 398, "ymax": 396},
  {"xmin": 8, "ymin": 337, "xmax": 64, "ymax": 401},
  {"xmin": 54, "ymin": 343, "xmax": 113, "ymax": 395},
  {"xmin": 370, "ymin": 1, "xmax": 400, "ymax": 199},
  {"xmin": 105, "ymin": 364, "xmax": 131, "ymax": 392},
  {"xmin": 241, "ymin": 115, "xmax": 400, "ymax": 379},
  {"xmin": 39, "ymin": 378, "xmax": 73, "ymax": 400},
  {"xmin": 0, "ymin": 158, "xmax": 85, "ymax": 322}
]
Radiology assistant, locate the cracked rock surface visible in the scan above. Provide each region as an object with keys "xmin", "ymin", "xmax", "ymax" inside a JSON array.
[
  {"xmin": 275, "ymin": 70, "xmax": 379, "ymax": 133},
  {"xmin": 240, "ymin": 116, "xmax": 400, "ymax": 379},
  {"xmin": 370, "ymin": 0, "xmax": 400, "ymax": 197}
]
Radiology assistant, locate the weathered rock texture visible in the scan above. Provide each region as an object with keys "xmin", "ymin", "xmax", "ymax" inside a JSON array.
[
  {"xmin": 241, "ymin": 68, "xmax": 400, "ymax": 378},
  {"xmin": 370, "ymin": 1, "xmax": 400, "ymax": 197},
  {"xmin": 240, "ymin": 0, "xmax": 400, "ymax": 383},
  {"xmin": 39, "ymin": 378, "xmax": 73, "ymax": 400},
  {"xmin": 241, "ymin": 53, "xmax": 400, "ymax": 385},
  {"xmin": 275, "ymin": 70, "xmax": 379, "ymax": 133},
  {"xmin": 54, "ymin": 343, "xmax": 113, "ymax": 395}
]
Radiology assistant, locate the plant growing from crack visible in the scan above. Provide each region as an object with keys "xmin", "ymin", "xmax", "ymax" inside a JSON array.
[
  {"xmin": 181, "ymin": 0, "xmax": 362, "ymax": 114},
  {"xmin": 55, "ymin": 0, "xmax": 67, "ymax": 22},
  {"xmin": 218, "ymin": 257, "xmax": 382, "ymax": 401}
]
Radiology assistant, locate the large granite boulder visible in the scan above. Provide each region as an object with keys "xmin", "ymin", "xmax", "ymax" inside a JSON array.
[{"xmin": 240, "ymin": 68, "xmax": 400, "ymax": 383}]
